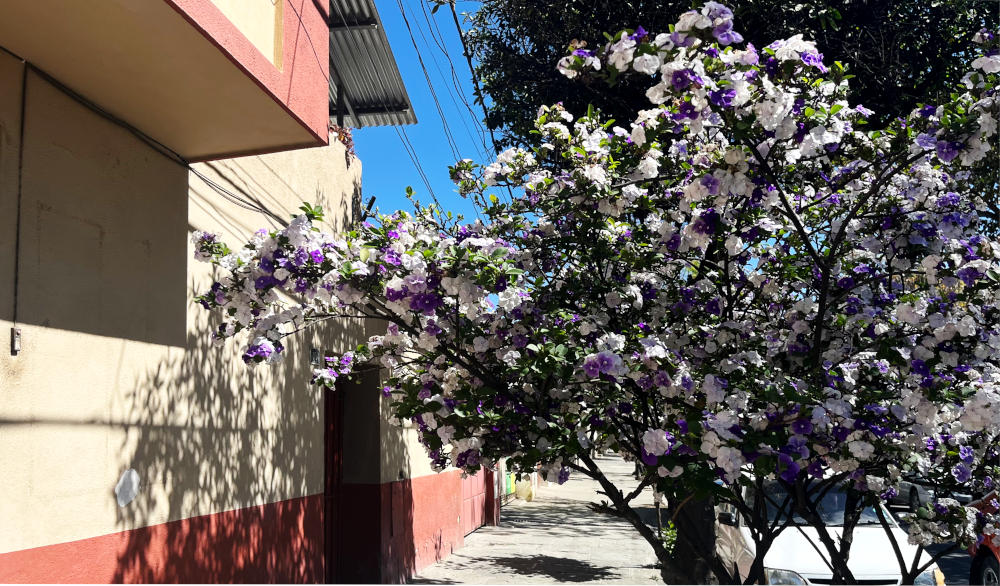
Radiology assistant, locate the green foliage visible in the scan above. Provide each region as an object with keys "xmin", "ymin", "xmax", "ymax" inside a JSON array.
[
  {"xmin": 660, "ymin": 520, "xmax": 678, "ymax": 556},
  {"xmin": 465, "ymin": 0, "xmax": 998, "ymax": 148}
]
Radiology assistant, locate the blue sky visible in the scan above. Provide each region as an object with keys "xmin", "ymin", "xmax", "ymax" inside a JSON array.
[{"xmin": 352, "ymin": 0, "xmax": 491, "ymax": 221}]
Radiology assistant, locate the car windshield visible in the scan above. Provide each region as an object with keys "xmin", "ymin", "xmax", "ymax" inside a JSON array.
[{"xmin": 754, "ymin": 482, "xmax": 883, "ymax": 526}]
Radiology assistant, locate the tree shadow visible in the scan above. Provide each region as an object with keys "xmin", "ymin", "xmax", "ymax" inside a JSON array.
[
  {"xmin": 108, "ymin": 277, "xmax": 370, "ymax": 582},
  {"xmin": 485, "ymin": 554, "xmax": 616, "ymax": 582},
  {"xmin": 107, "ymin": 152, "xmax": 381, "ymax": 582}
]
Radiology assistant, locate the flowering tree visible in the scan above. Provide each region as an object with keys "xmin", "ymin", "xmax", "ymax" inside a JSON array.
[{"xmin": 194, "ymin": 4, "xmax": 1000, "ymax": 584}]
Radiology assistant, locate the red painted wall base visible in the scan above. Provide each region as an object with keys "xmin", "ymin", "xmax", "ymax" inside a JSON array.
[
  {"xmin": 0, "ymin": 495, "xmax": 324, "ymax": 584},
  {"xmin": 0, "ymin": 471, "xmax": 499, "ymax": 584},
  {"xmin": 338, "ymin": 468, "xmax": 499, "ymax": 584}
]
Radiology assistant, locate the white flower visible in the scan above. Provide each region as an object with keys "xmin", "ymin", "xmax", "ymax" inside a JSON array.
[
  {"xmin": 497, "ymin": 348, "xmax": 521, "ymax": 365},
  {"xmin": 632, "ymin": 54, "xmax": 660, "ymax": 75},
  {"xmin": 972, "ymin": 54, "xmax": 1000, "ymax": 74},
  {"xmin": 848, "ymin": 440, "xmax": 875, "ymax": 460},
  {"xmin": 676, "ymin": 11, "xmax": 711, "ymax": 32},
  {"xmin": 643, "ymin": 429, "xmax": 672, "ymax": 456}
]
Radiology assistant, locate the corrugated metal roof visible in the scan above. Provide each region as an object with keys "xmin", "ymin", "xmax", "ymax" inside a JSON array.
[{"xmin": 329, "ymin": 0, "xmax": 417, "ymax": 128}]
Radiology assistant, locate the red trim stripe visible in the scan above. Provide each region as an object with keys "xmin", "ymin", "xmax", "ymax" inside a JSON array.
[{"xmin": 0, "ymin": 495, "xmax": 324, "ymax": 583}]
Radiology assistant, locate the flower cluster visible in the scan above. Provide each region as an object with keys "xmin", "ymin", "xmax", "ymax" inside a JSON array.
[{"xmin": 195, "ymin": 3, "xmax": 1000, "ymax": 574}]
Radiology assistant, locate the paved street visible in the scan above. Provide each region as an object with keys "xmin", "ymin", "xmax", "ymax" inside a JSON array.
[
  {"xmin": 411, "ymin": 454, "xmax": 975, "ymax": 585},
  {"xmin": 412, "ymin": 455, "xmax": 664, "ymax": 584}
]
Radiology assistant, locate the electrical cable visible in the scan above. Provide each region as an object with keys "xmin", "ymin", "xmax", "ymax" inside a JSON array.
[
  {"xmin": 11, "ymin": 57, "xmax": 27, "ymax": 325},
  {"xmin": 447, "ymin": 0, "xmax": 504, "ymax": 157},
  {"xmin": 395, "ymin": 0, "xmax": 462, "ymax": 162},
  {"xmin": 414, "ymin": 0, "xmax": 491, "ymax": 162},
  {"xmin": 417, "ymin": 0, "xmax": 491, "ymax": 157},
  {"xmin": 329, "ymin": 0, "xmax": 441, "ymax": 205},
  {"xmin": 0, "ymin": 44, "xmax": 290, "ymax": 228}
]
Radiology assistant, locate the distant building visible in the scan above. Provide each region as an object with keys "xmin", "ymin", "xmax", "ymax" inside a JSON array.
[{"xmin": 0, "ymin": 1, "xmax": 496, "ymax": 582}]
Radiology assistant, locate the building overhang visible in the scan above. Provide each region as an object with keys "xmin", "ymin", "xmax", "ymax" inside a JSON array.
[
  {"xmin": 0, "ymin": 1, "xmax": 331, "ymax": 161},
  {"xmin": 328, "ymin": 0, "xmax": 417, "ymax": 128}
]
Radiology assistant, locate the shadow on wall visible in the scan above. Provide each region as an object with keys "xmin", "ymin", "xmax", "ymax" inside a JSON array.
[
  {"xmin": 4, "ymin": 68, "xmax": 189, "ymax": 345},
  {"xmin": 107, "ymin": 295, "xmax": 338, "ymax": 582},
  {"xmin": 196, "ymin": 157, "xmax": 365, "ymax": 234},
  {"xmin": 108, "ymin": 167, "xmax": 373, "ymax": 582}
]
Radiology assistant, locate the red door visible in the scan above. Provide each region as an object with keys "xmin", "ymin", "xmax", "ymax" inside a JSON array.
[
  {"xmin": 324, "ymin": 387, "xmax": 343, "ymax": 583},
  {"xmin": 461, "ymin": 468, "xmax": 487, "ymax": 535}
]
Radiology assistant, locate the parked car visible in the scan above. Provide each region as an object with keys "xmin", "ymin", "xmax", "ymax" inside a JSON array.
[
  {"xmin": 716, "ymin": 481, "xmax": 946, "ymax": 585},
  {"xmin": 970, "ymin": 491, "xmax": 999, "ymax": 585},
  {"xmin": 890, "ymin": 475, "xmax": 973, "ymax": 512}
]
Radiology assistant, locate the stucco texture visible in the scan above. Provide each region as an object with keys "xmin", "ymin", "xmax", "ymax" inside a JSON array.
[{"xmin": 0, "ymin": 47, "xmax": 364, "ymax": 565}]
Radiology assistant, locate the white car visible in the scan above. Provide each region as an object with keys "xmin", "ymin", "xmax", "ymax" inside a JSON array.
[{"xmin": 715, "ymin": 482, "xmax": 946, "ymax": 585}]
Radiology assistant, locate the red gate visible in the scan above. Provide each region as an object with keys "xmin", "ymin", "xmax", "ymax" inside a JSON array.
[
  {"xmin": 324, "ymin": 386, "xmax": 343, "ymax": 583},
  {"xmin": 461, "ymin": 468, "xmax": 487, "ymax": 536}
]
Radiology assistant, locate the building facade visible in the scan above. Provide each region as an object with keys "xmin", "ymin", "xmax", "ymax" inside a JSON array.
[{"xmin": 0, "ymin": 1, "xmax": 496, "ymax": 582}]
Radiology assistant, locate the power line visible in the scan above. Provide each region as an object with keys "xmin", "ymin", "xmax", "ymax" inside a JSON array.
[
  {"xmin": 0, "ymin": 45, "xmax": 289, "ymax": 228},
  {"xmin": 415, "ymin": 0, "xmax": 492, "ymax": 161},
  {"xmin": 329, "ymin": 0, "xmax": 441, "ymax": 206},
  {"xmin": 394, "ymin": 0, "xmax": 462, "ymax": 162},
  {"xmin": 447, "ymin": 0, "xmax": 504, "ymax": 157}
]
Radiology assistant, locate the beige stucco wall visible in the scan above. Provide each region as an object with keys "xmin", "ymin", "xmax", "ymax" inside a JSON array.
[
  {"xmin": 210, "ymin": 0, "xmax": 282, "ymax": 67},
  {"xmin": 0, "ymin": 47, "xmax": 367, "ymax": 554}
]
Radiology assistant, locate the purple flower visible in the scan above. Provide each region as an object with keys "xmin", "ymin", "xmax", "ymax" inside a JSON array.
[
  {"xmin": 677, "ymin": 101, "xmax": 699, "ymax": 120},
  {"xmin": 558, "ymin": 467, "xmax": 571, "ymax": 484},
  {"xmin": 960, "ymin": 445, "xmax": 975, "ymax": 463},
  {"xmin": 709, "ymin": 88, "xmax": 737, "ymax": 108},
  {"xmin": 457, "ymin": 449, "xmax": 481, "ymax": 469},
  {"xmin": 692, "ymin": 208, "xmax": 721, "ymax": 235},
  {"xmin": 242, "ymin": 339, "xmax": 278, "ymax": 364},
  {"xmin": 778, "ymin": 453, "xmax": 800, "ymax": 483},
  {"xmin": 383, "ymin": 249, "xmax": 402, "ymax": 266},
  {"xmin": 640, "ymin": 448, "xmax": 659, "ymax": 466},
  {"xmin": 790, "ymin": 419, "xmax": 813, "ymax": 435},
  {"xmin": 800, "ymin": 51, "xmax": 828, "ymax": 73},
  {"xmin": 670, "ymin": 69, "xmax": 698, "ymax": 91},
  {"xmin": 952, "ymin": 463, "xmax": 972, "ymax": 483},
  {"xmin": 957, "ymin": 266, "xmax": 983, "ymax": 286},
  {"xmin": 409, "ymin": 292, "xmax": 443, "ymax": 313},
  {"xmin": 715, "ymin": 28, "xmax": 743, "ymax": 46},
  {"xmin": 936, "ymin": 140, "xmax": 961, "ymax": 162},
  {"xmin": 670, "ymin": 31, "xmax": 695, "ymax": 48},
  {"xmin": 916, "ymin": 133, "xmax": 938, "ymax": 150},
  {"xmin": 703, "ymin": 2, "xmax": 733, "ymax": 20}
]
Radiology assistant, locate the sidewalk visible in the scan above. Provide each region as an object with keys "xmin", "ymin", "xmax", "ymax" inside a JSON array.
[{"xmin": 411, "ymin": 455, "xmax": 664, "ymax": 584}]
